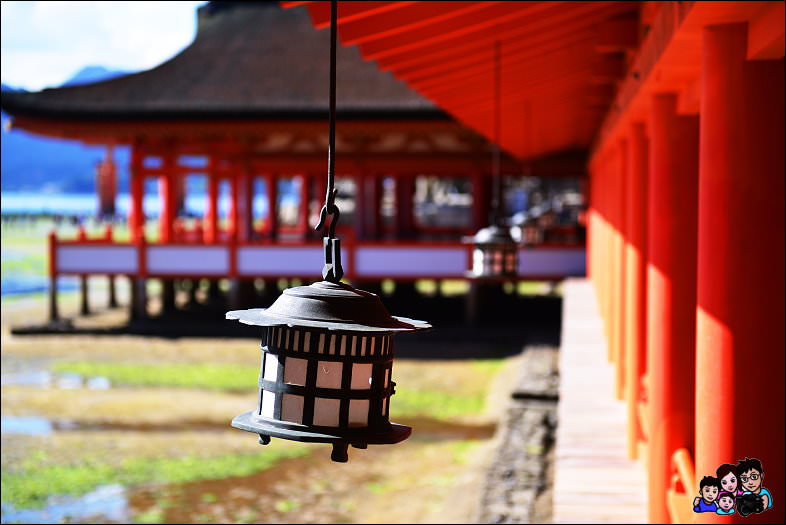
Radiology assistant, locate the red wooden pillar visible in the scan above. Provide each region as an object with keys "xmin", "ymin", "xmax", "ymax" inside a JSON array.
[
  {"xmin": 158, "ymin": 151, "xmax": 175, "ymax": 243},
  {"xmin": 129, "ymin": 147, "xmax": 145, "ymax": 243},
  {"xmin": 624, "ymin": 122, "xmax": 648, "ymax": 459},
  {"xmin": 694, "ymin": 24, "xmax": 784, "ymax": 524},
  {"xmin": 354, "ymin": 173, "xmax": 366, "ymax": 240},
  {"xmin": 266, "ymin": 174, "xmax": 278, "ymax": 240},
  {"xmin": 227, "ymin": 171, "xmax": 238, "ymax": 242},
  {"xmin": 97, "ymin": 145, "xmax": 117, "ymax": 218},
  {"xmin": 646, "ymin": 93, "xmax": 699, "ymax": 523},
  {"xmin": 608, "ymin": 149, "xmax": 621, "ymax": 362},
  {"xmin": 298, "ymin": 173, "xmax": 310, "ymax": 238},
  {"xmin": 613, "ymin": 138, "xmax": 628, "ymax": 401},
  {"xmin": 204, "ymin": 157, "xmax": 218, "ymax": 244},
  {"xmin": 235, "ymin": 164, "xmax": 253, "ymax": 243},
  {"xmin": 359, "ymin": 174, "xmax": 382, "ymax": 240},
  {"xmin": 597, "ymin": 153, "xmax": 609, "ymax": 339},
  {"xmin": 397, "ymin": 174, "xmax": 416, "ymax": 238},
  {"xmin": 471, "ymin": 172, "xmax": 491, "ymax": 231},
  {"xmin": 313, "ymin": 174, "xmax": 327, "ymax": 239}
]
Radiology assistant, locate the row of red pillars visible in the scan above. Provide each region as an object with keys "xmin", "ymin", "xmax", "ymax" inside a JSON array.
[
  {"xmin": 125, "ymin": 152, "xmax": 429, "ymax": 244},
  {"xmin": 588, "ymin": 24, "xmax": 784, "ymax": 524}
]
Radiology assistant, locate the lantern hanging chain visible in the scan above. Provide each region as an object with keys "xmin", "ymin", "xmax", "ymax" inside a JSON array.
[
  {"xmin": 491, "ymin": 39, "xmax": 502, "ymax": 226},
  {"xmin": 315, "ymin": 0, "xmax": 340, "ymax": 239}
]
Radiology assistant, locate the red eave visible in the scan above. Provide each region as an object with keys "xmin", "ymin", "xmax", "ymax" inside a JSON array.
[
  {"xmin": 283, "ymin": 1, "xmax": 784, "ymax": 163},
  {"xmin": 282, "ymin": 0, "xmax": 641, "ymax": 161}
]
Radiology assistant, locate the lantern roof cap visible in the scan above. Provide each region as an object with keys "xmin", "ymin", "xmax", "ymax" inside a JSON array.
[
  {"xmin": 227, "ymin": 280, "xmax": 430, "ymax": 333},
  {"xmin": 465, "ymin": 224, "xmax": 518, "ymax": 245}
]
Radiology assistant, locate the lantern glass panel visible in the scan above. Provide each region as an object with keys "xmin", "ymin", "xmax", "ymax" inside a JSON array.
[
  {"xmin": 261, "ymin": 390, "xmax": 275, "ymax": 418},
  {"xmin": 284, "ymin": 357, "xmax": 308, "ymax": 386},
  {"xmin": 316, "ymin": 361, "xmax": 343, "ymax": 389},
  {"xmin": 263, "ymin": 353, "xmax": 279, "ymax": 381},
  {"xmin": 281, "ymin": 393, "xmax": 304, "ymax": 424},
  {"xmin": 348, "ymin": 399, "xmax": 370, "ymax": 427},
  {"xmin": 351, "ymin": 363, "xmax": 373, "ymax": 389},
  {"xmin": 384, "ymin": 367, "xmax": 390, "ymax": 388},
  {"xmin": 313, "ymin": 397, "xmax": 341, "ymax": 427},
  {"xmin": 473, "ymin": 248, "xmax": 484, "ymax": 275}
]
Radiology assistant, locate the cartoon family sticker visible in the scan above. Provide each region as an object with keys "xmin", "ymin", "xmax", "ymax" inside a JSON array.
[{"xmin": 693, "ymin": 458, "xmax": 774, "ymax": 517}]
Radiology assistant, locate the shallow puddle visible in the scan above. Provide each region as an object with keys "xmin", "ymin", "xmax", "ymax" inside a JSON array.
[
  {"xmin": 0, "ymin": 484, "xmax": 129, "ymax": 524},
  {"xmin": 1, "ymin": 369, "xmax": 111, "ymax": 390},
  {"xmin": 1, "ymin": 415, "xmax": 55, "ymax": 435}
]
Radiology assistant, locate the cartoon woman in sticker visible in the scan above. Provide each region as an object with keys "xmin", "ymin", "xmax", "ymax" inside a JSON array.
[{"xmin": 716, "ymin": 463, "xmax": 743, "ymax": 496}]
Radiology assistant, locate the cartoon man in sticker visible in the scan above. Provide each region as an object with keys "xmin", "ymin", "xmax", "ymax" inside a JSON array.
[{"xmin": 737, "ymin": 457, "xmax": 772, "ymax": 514}]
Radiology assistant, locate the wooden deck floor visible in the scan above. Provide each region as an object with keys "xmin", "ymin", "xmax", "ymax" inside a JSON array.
[{"xmin": 553, "ymin": 278, "xmax": 647, "ymax": 523}]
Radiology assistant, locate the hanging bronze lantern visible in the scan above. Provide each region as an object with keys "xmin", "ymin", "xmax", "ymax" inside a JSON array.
[
  {"xmin": 227, "ymin": 0, "xmax": 430, "ymax": 462},
  {"xmin": 466, "ymin": 40, "xmax": 519, "ymax": 279},
  {"xmin": 468, "ymin": 224, "xmax": 519, "ymax": 278},
  {"xmin": 227, "ymin": 281, "xmax": 429, "ymax": 462}
]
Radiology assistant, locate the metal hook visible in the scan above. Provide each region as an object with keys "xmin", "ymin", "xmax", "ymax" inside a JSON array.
[{"xmin": 315, "ymin": 188, "xmax": 340, "ymax": 239}]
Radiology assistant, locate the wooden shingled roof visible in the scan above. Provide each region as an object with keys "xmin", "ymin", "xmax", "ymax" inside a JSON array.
[{"xmin": 0, "ymin": 1, "xmax": 444, "ymax": 121}]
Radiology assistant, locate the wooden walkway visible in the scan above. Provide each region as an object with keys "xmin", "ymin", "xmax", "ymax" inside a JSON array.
[{"xmin": 553, "ymin": 278, "xmax": 647, "ymax": 523}]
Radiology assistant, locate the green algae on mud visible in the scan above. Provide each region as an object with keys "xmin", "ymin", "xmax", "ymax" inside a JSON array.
[
  {"xmin": 50, "ymin": 359, "xmax": 506, "ymax": 420},
  {"xmin": 1, "ymin": 445, "xmax": 311, "ymax": 510},
  {"xmin": 52, "ymin": 361, "xmax": 259, "ymax": 392}
]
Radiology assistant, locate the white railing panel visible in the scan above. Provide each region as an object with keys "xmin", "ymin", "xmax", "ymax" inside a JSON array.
[
  {"xmin": 147, "ymin": 245, "xmax": 229, "ymax": 275},
  {"xmin": 518, "ymin": 248, "xmax": 586, "ymax": 277},
  {"xmin": 355, "ymin": 246, "xmax": 468, "ymax": 277},
  {"xmin": 57, "ymin": 245, "xmax": 138, "ymax": 274},
  {"xmin": 237, "ymin": 246, "xmax": 326, "ymax": 276}
]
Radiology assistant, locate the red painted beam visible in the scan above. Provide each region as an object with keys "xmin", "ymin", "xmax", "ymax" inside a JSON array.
[
  {"xmin": 305, "ymin": 1, "xmax": 418, "ymax": 30},
  {"xmin": 395, "ymin": 29, "xmax": 597, "ymax": 83},
  {"xmin": 357, "ymin": 1, "xmax": 573, "ymax": 60},
  {"xmin": 419, "ymin": 68, "xmax": 595, "ymax": 106},
  {"xmin": 280, "ymin": 1, "xmax": 312, "ymax": 8},
  {"xmin": 407, "ymin": 47, "xmax": 597, "ymax": 93},
  {"xmin": 373, "ymin": 1, "xmax": 630, "ymax": 70},
  {"xmin": 337, "ymin": 1, "xmax": 497, "ymax": 45}
]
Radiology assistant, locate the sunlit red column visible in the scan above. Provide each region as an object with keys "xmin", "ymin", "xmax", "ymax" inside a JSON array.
[
  {"xmin": 266, "ymin": 174, "xmax": 278, "ymax": 240},
  {"xmin": 613, "ymin": 138, "xmax": 628, "ymax": 400},
  {"xmin": 694, "ymin": 23, "xmax": 785, "ymax": 525},
  {"xmin": 129, "ymin": 147, "xmax": 145, "ymax": 243},
  {"xmin": 204, "ymin": 157, "xmax": 218, "ymax": 244},
  {"xmin": 646, "ymin": 93, "xmax": 698, "ymax": 523},
  {"xmin": 158, "ymin": 152, "xmax": 175, "ymax": 243},
  {"xmin": 624, "ymin": 122, "xmax": 648, "ymax": 459}
]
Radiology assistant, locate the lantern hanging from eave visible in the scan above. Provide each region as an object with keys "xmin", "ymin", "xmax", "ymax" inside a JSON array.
[
  {"xmin": 466, "ymin": 39, "xmax": 519, "ymax": 279},
  {"xmin": 226, "ymin": 0, "xmax": 430, "ymax": 462}
]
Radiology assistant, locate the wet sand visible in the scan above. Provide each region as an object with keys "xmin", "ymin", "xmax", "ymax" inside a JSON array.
[{"xmin": 1, "ymin": 289, "xmax": 524, "ymax": 524}]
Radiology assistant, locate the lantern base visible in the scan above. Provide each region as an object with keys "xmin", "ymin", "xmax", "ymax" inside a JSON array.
[{"xmin": 231, "ymin": 411, "xmax": 411, "ymax": 461}]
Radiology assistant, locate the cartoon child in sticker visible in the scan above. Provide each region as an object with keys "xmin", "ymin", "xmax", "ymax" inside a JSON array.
[
  {"xmin": 737, "ymin": 457, "xmax": 772, "ymax": 512},
  {"xmin": 716, "ymin": 492, "xmax": 736, "ymax": 515},
  {"xmin": 716, "ymin": 463, "xmax": 743, "ymax": 496},
  {"xmin": 694, "ymin": 476, "xmax": 721, "ymax": 513}
]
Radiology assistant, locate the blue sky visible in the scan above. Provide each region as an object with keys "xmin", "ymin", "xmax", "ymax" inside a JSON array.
[{"xmin": 1, "ymin": 1, "xmax": 207, "ymax": 91}]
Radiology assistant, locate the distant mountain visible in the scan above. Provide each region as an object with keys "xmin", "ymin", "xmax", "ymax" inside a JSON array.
[
  {"xmin": 1, "ymin": 68, "xmax": 131, "ymax": 194},
  {"xmin": 61, "ymin": 66, "xmax": 130, "ymax": 87},
  {"xmin": 1, "ymin": 83, "xmax": 24, "ymax": 92}
]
